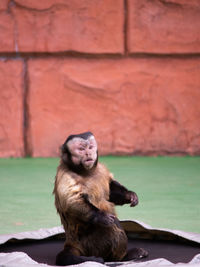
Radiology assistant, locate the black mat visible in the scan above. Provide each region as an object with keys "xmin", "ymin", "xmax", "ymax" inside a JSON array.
[{"xmin": 0, "ymin": 236, "xmax": 200, "ymax": 266}]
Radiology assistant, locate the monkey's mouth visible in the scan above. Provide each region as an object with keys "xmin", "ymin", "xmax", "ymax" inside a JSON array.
[{"xmin": 85, "ymin": 158, "xmax": 94, "ymax": 163}]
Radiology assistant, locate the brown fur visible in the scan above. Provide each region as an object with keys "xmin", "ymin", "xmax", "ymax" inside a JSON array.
[{"xmin": 53, "ymin": 160, "xmax": 127, "ymax": 261}]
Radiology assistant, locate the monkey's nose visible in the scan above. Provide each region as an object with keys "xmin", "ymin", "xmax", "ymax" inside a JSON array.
[{"xmin": 85, "ymin": 150, "xmax": 90, "ymax": 157}]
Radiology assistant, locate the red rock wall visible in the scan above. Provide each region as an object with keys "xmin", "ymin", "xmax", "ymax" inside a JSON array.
[{"xmin": 0, "ymin": 0, "xmax": 200, "ymax": 157}]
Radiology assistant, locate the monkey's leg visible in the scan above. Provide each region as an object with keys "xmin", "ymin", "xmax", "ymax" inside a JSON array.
[
  {"xmin": 123, "ymin": 247, "xmax": 148, "ymax": 261},
  {"xmin": 105, "ymin": 218, "xmax": 148, "ymax": 262},
  {"xmin": 102, "ymin": 218, "xmax": 128, "ymax": 262},
  {"xmin": 56, "ymin": 245, "xmax": 104, "ymax": 266}
]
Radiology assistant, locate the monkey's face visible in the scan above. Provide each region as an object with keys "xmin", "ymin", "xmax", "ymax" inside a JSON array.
[{"xmin": 67, "ymin": 136, "xmax": 98, "ymax": 170}]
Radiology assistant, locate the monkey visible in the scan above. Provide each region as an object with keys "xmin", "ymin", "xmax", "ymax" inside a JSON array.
[{"xmin": 53, "ymin": 132, "xmax": 148, "ymax": 265}]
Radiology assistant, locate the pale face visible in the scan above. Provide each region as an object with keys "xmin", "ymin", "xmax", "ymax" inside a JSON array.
[{"xmin": 67, "ymin": 136, "xmax": 98, "ymax": 169}]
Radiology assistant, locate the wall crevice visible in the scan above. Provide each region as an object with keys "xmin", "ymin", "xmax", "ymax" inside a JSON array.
[
  {"xmin": 1, "ymin": 52, "xmax": 200, "ymax": 61},
  {"xmin": 124, "ymin": 0, "xmax": 128, "ymax": 55},
  {"xmin": 22, "ymin": 59, "xmax": 32, "ymax": 157}
]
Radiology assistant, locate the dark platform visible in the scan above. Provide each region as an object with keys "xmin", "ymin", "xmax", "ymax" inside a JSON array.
[{"xmin": 0, "ymin": 235, "xmax": 200, "ymax": 266}]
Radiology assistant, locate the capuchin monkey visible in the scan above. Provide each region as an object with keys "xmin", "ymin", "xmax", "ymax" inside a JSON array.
[{"xmin": 53, "ymin": 132, "xmax": 148, "ymax": 265}]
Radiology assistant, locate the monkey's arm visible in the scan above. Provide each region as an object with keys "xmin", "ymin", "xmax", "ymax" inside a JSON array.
[
  {"xmin": 56, "ymin": 175, "xmax": 114, "ymax": 227},
  {"xmin": 109, "ymin": 180, "xmax": 138, "ymax": 207},
  {"xmin": 67, "ymin": 192, "xmax": 114, "ymax": 227}
]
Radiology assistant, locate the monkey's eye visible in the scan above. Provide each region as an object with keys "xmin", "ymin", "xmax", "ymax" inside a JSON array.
[
  {"xmin": 89, "ymin": 145, "xmax": 93, "ymax": 149},
  {"xmin": 79, "ymin": 147, "xmax": 85, "ymax": 151}
]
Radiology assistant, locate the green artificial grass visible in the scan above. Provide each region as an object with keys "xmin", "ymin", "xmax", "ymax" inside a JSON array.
[{"xmin": 0, "ymin": 156, "xmax": 200, "ymax": 235}]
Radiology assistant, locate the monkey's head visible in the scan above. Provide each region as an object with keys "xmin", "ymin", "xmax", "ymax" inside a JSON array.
[{"xmin": 61, "ymin": 132, "xmax": 98, "ymax": 174}]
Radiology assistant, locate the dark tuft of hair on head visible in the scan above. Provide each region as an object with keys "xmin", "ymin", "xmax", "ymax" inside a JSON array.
[
  {"xmin": 61, "ymin": 131, "xmax": 94, "ymax": 154},
  {"xmin": 66, "ymin": 131, "xmax": 94, "ymax": 143}
]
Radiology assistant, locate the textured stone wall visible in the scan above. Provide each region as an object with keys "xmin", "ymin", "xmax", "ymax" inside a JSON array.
[{"xmin": 0, "ymin": 0, "xmax": 200, "ymax": 157}]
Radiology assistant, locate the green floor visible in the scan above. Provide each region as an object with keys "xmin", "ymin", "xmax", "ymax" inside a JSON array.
[{"xmin": 0, "ymin": 156, "xmax": 200, "ymax": 235}]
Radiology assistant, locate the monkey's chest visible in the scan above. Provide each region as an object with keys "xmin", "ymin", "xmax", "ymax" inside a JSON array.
[
  {"xmin": 83, "ymin": 177, "xmax": 114, "ymax": 213},
  {"xmin": 85, "ymin": 179, "xmax": 109, "ymax": 201}
]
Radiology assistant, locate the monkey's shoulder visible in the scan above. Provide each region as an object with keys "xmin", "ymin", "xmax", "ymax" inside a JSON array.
[
  {"xmin": 54, "ymin": 167, "xmax": 81, "ymax": 196},
  {"xmin": 94, "ymin": 162, "xmax": 113, "ymax": 180}
]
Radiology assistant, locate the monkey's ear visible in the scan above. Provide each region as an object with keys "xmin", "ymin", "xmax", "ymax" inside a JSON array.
[
  {"xmin": 61, "ymin": 143, "xmax": 66, "ymax": 153},
  {"xmin": 62, "ymin": 153, "xmax": 68, "ymax": 163},
  {"xmin": 60, "ymin": 144, "xmax": 68, "ymax": 163}
]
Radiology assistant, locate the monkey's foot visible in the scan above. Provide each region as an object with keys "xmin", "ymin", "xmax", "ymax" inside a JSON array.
[
  {"xmin": 84, "ymin": 256, "xmax": 105, "ymax": 264},
  {"xmin": 56, "ymin": 250, "xmax": 104, "ymax": 266},
  {"xmin": 124, "ymin": 248, "xmax": 148, "ymax": 261}
]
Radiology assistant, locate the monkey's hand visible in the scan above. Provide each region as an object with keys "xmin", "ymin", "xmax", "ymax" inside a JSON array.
[
  {"xmin": 126, "ymin": 191, "xmax": 139, "ymax": 207},
  {"xmin": 92, "ymin": 212, "xmax": 116, "ymax": 227},
  {"xmin": 81, "ymin": 193, "xmax": 116, "ymax": 227}
]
